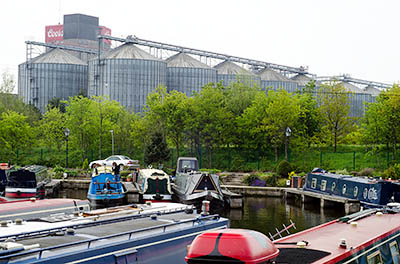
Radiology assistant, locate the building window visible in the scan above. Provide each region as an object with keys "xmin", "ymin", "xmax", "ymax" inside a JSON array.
[
  {"xmin": 311, "ymin": 178, "xmax": 317, "ymax": 189},
  {"xmin": 342, "ymin": 184, "xmax": 347, "ymax": 195},
  {"xmin": 331, "ymin": 182, "xmax": 336, "ymax": 192},
  {"xmin": 390, "ymin": 241, "xmax": 400, "ymax": 264},
  {"xmin": 367, "ymin": 250, "xmax": 383, "ymax": 264},
  {"xmin": 321, "ymin": 180, "xmax": 327, "ymax": 191}
]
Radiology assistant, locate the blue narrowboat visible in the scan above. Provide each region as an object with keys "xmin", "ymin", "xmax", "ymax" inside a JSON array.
[
  {"xmin": 87, "ymin": 166, "xmax": 126, "ymax": 209},
  {"xmin": 304, "ymin": 168, "xmax": 400, "ymax": 207}
]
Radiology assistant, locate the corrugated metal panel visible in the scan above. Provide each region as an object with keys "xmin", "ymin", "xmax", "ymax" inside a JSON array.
[
  {"xmin": 349, "ymin": 93, "xmax": 374, "ymax": 117},
  {"xmin": 214, "ymin": 61, "xmax": 260, "ymax": 87},
  {"xmin": 89, "ymin": 58, "xmax": 167, "ymax": 113},
  {"xmin": 166, "ymin": 53, "xmax": 216, "ymax": 96},
  {"xmin": 30, "ymin": 48, "xmax": 86, "ymax": 65},
  {"xmin": 18, "ymin": 61, "xmax": 88, "ymax": 113},
  {"xmin": 258, "ymin": 68, "xmax": 298, "ymax": 92}
]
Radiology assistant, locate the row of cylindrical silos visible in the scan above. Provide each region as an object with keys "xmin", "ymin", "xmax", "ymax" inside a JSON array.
[{"xmin": 18, "ymin": 43, "xmax": 377, "ymax": 114}]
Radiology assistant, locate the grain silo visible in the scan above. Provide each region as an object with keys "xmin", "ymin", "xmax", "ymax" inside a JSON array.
[
  {"xmin": 18, "ymin": 48, "xmax": 88, "ymax": 113},
  {"xmin": 290, "ymin": 74, "xmax": 312, "ymax": 87},
  {"xmin": 341, "ymin": 82, "xmax": 373, "ymax": 118},
  {"xmin": 258, "ymin": 68, "xmax": 298, "ymax": 93},
  {"xmin": 166, "ymin": 52, "xmax": 216, "ymax": 96},
  {"xmin": 88, "ymin": 43, "xmax": 167, "ymax": 113},
  {"xmin": 364, "ymin": 85, "xmax": 381, "ymax": 97},
  {"xmin": 214, "ymin": 61, "xmax": 260, "ymax": 87}
]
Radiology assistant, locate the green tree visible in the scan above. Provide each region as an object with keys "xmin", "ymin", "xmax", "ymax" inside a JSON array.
[
  {"xmin": 39, "ymin": 107, "xmax": 66, "ymax": 150},
  {"xmin": 318, "ymin": 81, "xmax": 355, "ymax": 152},
  {"xmin": 188, "ymin": 83, "xmax": 230, "ymax": 167},
  {"xmin": 264, "ymin": 90, "xmax": 300, "ymax": 161},
  {"xmin": 0, "ymin": 111, "xmax": 32, "ymax": 158},
  {"xmin": 144, "ymin": 131, "xmax": 170, "ymax": 166}
]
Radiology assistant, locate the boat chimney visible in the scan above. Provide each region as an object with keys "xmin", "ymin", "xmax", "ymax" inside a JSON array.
[
  {"xmin": 201, "ymin": 200, "xmax": 210, "ymax": 216},
  {"xmin": 339, "ymin": 238, "xmax": 347, "ymax": 248}
]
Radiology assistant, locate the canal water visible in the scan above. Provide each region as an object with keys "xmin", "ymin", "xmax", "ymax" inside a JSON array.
[{"xmin": 59, "ymin": 190, "xmax": 344, "ymax": 237}]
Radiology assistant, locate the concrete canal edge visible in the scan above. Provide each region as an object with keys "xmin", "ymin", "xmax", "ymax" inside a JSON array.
[
  {"xmin": 45, "ymin": 180, "xmax": 360, "ymax": 214},
  {"xmin": 222, "ymin": 185, "xmax": 360, "ymax": 214}
]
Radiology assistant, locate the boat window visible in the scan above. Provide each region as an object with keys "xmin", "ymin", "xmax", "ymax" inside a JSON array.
[
  {"xmin": 367, "ymin": 250, "xmax": 383, "ymax": 264},
  {"xmin": 321, "ymin": 180, "xmax": 327, "ymax": 191},
  {"xmin": 331, "ymin": 182, "xmax": 336, "ymax": 192},
  {"xmin": 390, "ymin": 241, "xmax": 400, "ymax": 264},
  {"xmin": 311, "ymin": 178, "xmax": 317, "ymax": 189},
  {"xmin": 363, "ymin": 188, "xmax": 368, "ymax": 199},
  {"xmin": 342, "ymin": 184, "xmax": 347, "ymax": 195},
  {"xmin": 353, "ymin": 186, "xmax": 358, "ymax": 197}
]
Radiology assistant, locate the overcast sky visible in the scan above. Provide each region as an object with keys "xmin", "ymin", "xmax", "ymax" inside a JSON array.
[{"xmin": 1, "ymin": 0, "xmax": 399, "ymax": 91}]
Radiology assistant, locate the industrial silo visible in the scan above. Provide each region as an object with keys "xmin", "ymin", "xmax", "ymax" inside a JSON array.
[
  {"xmin": 166, "ymin": 52, "xmax": 216, "ymax": 96},
  {"xmin": 290, "ymin": 74, "xmax": 312, "ymax": 88},
  {"xmin": 258, "ymin": 68, "xmax": 298, "ymax": 93},
  {"xmin": 18, "ymin": 48, "xmax": 88, "ymax": 113},
  {"xmin": 364, "ymin": 85, "xmax": 381, "ymax": 97},
  {"xmin": 88, "ymin": 43, "xmax": 167, "ymax": 113},
  {"xmin": 214, "ymin": 61, "xmax": 260, "ymax": 87},
  {"xmin": 341, "ymin": 82, "xmax": 373, "ymax": 118}
]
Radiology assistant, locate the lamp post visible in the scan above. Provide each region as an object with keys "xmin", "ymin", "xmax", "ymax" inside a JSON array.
[
  {"xmin": 65, "ymin": 128, "xmax": 70, "ymax": 168},
  {"xmin": 110, "ymin": 130, "xmax": 114, "ymax": 155},
  {"xmin": 285, "ymin": 127, "xmax": 292, "ymax": 161}
]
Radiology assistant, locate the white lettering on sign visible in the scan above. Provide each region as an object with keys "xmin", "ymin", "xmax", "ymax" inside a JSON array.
[{"xmin": 47, "ymin": 29, "xmax": 63, "ymax": 38}]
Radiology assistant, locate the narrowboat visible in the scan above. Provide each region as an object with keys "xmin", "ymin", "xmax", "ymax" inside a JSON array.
[
  {"xmin": 186, "ymin": 204, "xmax": 400, "ymax": 263},
  {"xmin": 4, "ymin": 165, "xmax": 47, "ymax": 199},
  {"xmin": 172, "ymin": 157, "xmax": 224, "ymax": 211},
  {"xmin": 303, "ymin": 168, "xmax": 400, "ymax": 207},
  {"xmin": 87, "ymin": 166, "xmax": 126, "ymax": 209},
  {"xmin": 0, "ymin": 202, "xmax": 229, "ymax": 264},
  {"xmin": 137, "ymin": 168, "xmax": 173, "ymax": 202}
]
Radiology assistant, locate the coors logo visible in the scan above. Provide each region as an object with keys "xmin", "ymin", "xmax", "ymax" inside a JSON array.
[{"xmin": 45, "ymin": 25, "xmax": 64, "ymax": 42}]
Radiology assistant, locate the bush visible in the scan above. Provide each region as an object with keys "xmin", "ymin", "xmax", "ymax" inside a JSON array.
[
  {"xmin": 335, "ymin": 169, "xmax": 349, "ymax": 175},
  {"xmin": 82, "ymin": 158, "xmax": 89, "ymax": 170},
  {"xmin": 276, "ymin": 178, "xmax": 289, "ymax": 187},
  {"xmin": 359, "ymin": 168, "xmax": 374, "ymax": 177},
  {"xmin": 120, "ymin": 170, "xmax": 131, "ymax": 178},
  {"xmin": 200, "ymin": 168, "xmax": 221, "ymax": 174},
  {"xmin": 53, "ymin": 165, "xmax": 65, "ymax": 173},
  {"xmin": 276, "ymin": 160, "xmax": 293, "ymax": 178},
  {"xmin": 383, "ymin": 164, "xmax": 400, "ymax": 180},
  {"xmin": 65, "ymin": 169, "xmax": 78, "ymax": 177},
  {"xmin": 242, "ymin": 174, "xmax": 258, "ymax": 185}
]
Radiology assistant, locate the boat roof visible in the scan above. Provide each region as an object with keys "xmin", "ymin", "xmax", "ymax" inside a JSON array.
[
  {"xmin": 139, "ymin": 168, "xmax": 168, "ymax": 177},
  {"xmin": 274, "ymin": 210, "xmax": 400, "ymax": 263},
  {"xmin": 93, "ymin": 166, "xmax": 113, "ymax": 175},
  {"xmin": 309, "ymin": 172, "xmax": 384, "ymax": 185}
]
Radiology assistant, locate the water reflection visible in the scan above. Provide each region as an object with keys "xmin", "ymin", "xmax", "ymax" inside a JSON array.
[{"xmin": 222, "ymin": 197, "xmax": 345, "ymax": 237}]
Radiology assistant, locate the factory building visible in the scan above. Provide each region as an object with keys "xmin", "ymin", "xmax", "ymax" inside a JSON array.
[{"xmin": 17, "ymin": 13, "xmax": 390, "ymax": 116}]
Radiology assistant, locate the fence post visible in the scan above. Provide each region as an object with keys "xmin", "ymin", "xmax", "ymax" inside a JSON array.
[
  {"xmin": 170, "ymin": 148, "xmax": 174, "ymax": 168},
  {"xmin": 320, "ymin": 152, "xmax": 322, "ymax": 167},
  {"xmin": 199, "ymin": 147, "xmax": 202, "ymax": 169},
  {"xmin": 228, "ymin": 148, "xmax": 231, "ymax": 170},
  {"xmin": 257, "ymin": 148, "xmax": 260, "ymax": 171},
  {"xmin": 387, "ymin": 151, "xmax": 390, "ymax": 168},
  {"xmin": 41, "ymin": 149, "xmax": 43, "ymax": 160},
  {"xmin": 353, "ymin": 151, "xmax": 356, "ymax": 170}
]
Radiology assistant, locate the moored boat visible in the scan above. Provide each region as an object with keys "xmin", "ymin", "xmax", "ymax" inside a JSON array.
[
  {"xmin": 4, "ymin": 165, "xmax": 47, "ymax": 199},
  {"xmin": 87, "ymin": 166, "xmax": 126, "ymax": 209},
  {"xmin": 137, "ymin": 168, "xmax": 173, "ymax": 202},
  {"xmin": 186, "ymin": 204, "xmax": 400, "ymax": 263},
  {"xmin": 172, "ymin": 157, "xmax": 224, "ymax": 211},
  {"xmin": 0, "ymin": 202, "xmax": 228, "ymax": 264},
  {"xmin": 303, "ymin": 168, "xmax": 400, "ymax": 207}
]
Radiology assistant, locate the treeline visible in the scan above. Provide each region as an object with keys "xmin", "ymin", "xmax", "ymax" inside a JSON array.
[{"xmin": 1, "ymin": 70, "xmax": 400, "ymax": 170}]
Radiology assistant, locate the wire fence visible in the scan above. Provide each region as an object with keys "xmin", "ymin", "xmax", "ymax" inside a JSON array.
[{"xmin": 2, "ymin": 146, "xmax": 399, "ymax": 172}]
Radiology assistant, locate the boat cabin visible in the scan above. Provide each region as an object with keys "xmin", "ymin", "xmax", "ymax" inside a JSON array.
[
  {"xmin": 137, "ymin": 169, "xmax": 172, "ymax": 201},
  {"xmin": 177, "ymin": 157, "xmax": 199, "ymax": 174},
  {"xmin": 304, "ymin": 170, "xmax": 400, "ymax": 206}
]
